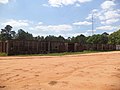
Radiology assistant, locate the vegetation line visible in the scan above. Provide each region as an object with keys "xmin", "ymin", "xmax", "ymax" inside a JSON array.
[
  {"xmin": 8, "ymin": 50, "xmax": 111, "ymax": 57},
  {"xmin": 0, "ymin": 25, "xmax": 120, "ymax": 45}
]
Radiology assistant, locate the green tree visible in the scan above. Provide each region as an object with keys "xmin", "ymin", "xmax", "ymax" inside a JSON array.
[
  {"xmin": 58, "ymin": 35, "xmax": 65, "ymax": 42},
  {"xmin": 16, "ymin": 29, "xmax": 33, "ymax": 40},
  {"xmin": 71, "ymin": 36, "xmax": 76, "ymax": 43},
  {"xmin": 74, "ymin": 34, "xmax": 86, "ymax": 44},
  {"xmin": 101, "ymin": 32, "xmax": 109, "ymax": 44},
  {"xmin": 0, "ymin": 25, "xmax": 16, "ymax": 40},
  {"xmin": 45, "ymin": 35, "xmax": 57, "ymax": 41},
  {"xmin": 66, "ymin": 37, "xmax": 71, "ymax": 42},
  {"xmin": 87, "ymin": 33, "xmax": 109, "ymax": 44},
  {"xmin": 34, "ymin": 36, "xmax": 45, "ymax": 41},
  {"xmin": 45, "ymin": 35, "xmax": 65, "ymax": 42},
  {"xmin": 109, "ymin": 29, "xmax": 120, "ymax": 44}
]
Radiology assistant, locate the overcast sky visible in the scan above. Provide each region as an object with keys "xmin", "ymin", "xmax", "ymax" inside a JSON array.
[{"xmin": 0, "ymin": 0, "xmax": 120, "ymax": 37}]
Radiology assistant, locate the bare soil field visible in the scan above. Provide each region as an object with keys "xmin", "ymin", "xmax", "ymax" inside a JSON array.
[{"xmin": 0, "ymin": 51, "xmax": 120, "ymax": 90}]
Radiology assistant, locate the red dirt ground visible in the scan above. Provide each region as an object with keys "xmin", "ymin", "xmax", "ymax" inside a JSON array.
[{"xmin": 0, "ymin": 51, "xmax": 120, "ymax": 90}]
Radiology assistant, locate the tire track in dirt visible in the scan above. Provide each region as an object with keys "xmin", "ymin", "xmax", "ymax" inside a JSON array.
[{"xmin": 47, "ymin": 61, "xmax": 106, "ymax": 81}]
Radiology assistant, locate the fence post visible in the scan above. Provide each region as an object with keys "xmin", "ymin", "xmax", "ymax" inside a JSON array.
[{"xmin": 6, "ymin": 40, "xmax": 9, "ymax": 55}]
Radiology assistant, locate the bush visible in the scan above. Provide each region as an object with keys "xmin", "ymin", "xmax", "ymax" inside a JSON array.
[{"xmin": 0, "ymin": 52, "xmax": 7, "ymax": 56}]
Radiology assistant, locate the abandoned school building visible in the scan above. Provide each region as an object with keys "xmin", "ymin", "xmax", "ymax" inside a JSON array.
[{"xmin": 0, "ymin": 40, "xmax": 119, "ymax": 55}]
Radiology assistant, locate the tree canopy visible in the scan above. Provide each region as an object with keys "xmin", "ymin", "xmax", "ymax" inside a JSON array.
[
  {"xmin": 0, "ymin": 25, "xmax": 15, "ymax": 40},
  {"xmin": 0, "ymin": 25, "xmax": 120, "ymax": 45},
  {"xmin": 16, "ymin": 29, "xmax": 33, "ymax": 40},
  {"xmin": 108, "ymin": 29, "xmax": 120, "ymax": 44}
]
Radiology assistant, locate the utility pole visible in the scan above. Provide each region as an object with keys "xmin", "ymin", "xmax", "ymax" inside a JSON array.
[{"xmin": 91, "ymin": 13, "xmax": 94, "ymax": 35}]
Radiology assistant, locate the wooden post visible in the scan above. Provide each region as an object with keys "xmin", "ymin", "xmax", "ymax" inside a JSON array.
[
  {"xmin": 6, "ymin": 40, "xmax": 9, "ymax": 55},
  {"xmin": 74, "ymin": 43, "xmax": 77, "ymax": 52},
  {"xmin": 48, "ymin": 42, "xmax": 51, "ymax": 53}
]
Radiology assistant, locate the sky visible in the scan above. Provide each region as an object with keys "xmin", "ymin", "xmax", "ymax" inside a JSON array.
[{"xmin": 0, "ymin": 0, "xmax": 120, "ymax": 38}]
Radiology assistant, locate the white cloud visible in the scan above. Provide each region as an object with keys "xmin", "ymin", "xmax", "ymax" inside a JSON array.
[
  {"xmin": 0, "ymin": 0, "xmax": 9, "ymax": 4},
  {"xmin": 99, "ymin": 9, "xmax": 120, "ymax": 24},
  {"xmin": 48, "ymin": 0, "xmax": 62, "ymax": 7},
  {"xmin": 2, "ymin": 19, "xmax": 30, "ymax": 28},
  {"xmin": 102, "ymin": 10, "xmax": 120, "ymax": 20},
  {"xmin": 65, "ymin": 32, "xmax": 89, "ymax": 37},
  {"xmin": 60, "ymin": 32, "xmax": 90, "ymax": 38},
  {"xmin": 92, "ymin": 9, "xmax": 98, "ymax": 13},
  {"xmin": 86, "ymin": 9, "xmax": 101, "ymax": 20},
  {"xmin": 42, "ymin": 4, "xmax": 49, "ymax": 7},
  {"xmin": 78, "ymin": 0, "xmax": 92, "ymax": 3},
  {"xmin": 86, "ymin": 0, "xmax": 120, "ymax": 25},
  {"xmin": 35, "ymin": 24, "xmax": 73, "ymax": 32},
  {"xmin": 48, "ymin": 0, "xmax": 92, "ymax": 7},
  {"xmin": 99, "ymin": 1, "xmax": 120, "ymax": 25},
  {"xmin": 100, "ymin": 1, "xmax": 120, "ymax": 21},
  {"xmin": 87, "ymin": 29, "xmax": 96, "ymax": 32},
  {"xmin": 75, "ymin": 3, "xmax": 80, "ymax": 7},
  {"xmin": 61, "ymin": 0, "xmax": 76, "ymax": 5},
  {"xmin": 29, "ymin": 24, "xmax": 73, "ymax": 37},
  {"xmin": 1, "ymin": 20, "xmax": 73, "ymax": 36},
  {"xmin": 101, "ymin": 1, "xmax": 115, "ymax": 10},
  {"xmin": 86, "ymin": 14, "xmax": 92, "ymax": 20},
  {"xmin": 73, "ymin": 21, "xmax": 92, "ymax": 26},
  {"xmin": 101, "ymin": 18, "xmax": 119, "ymax": 24},
  {"xmin": 96, "ymin": 26, "xmax": 117, "ymax": 30},
  {"xmin": 38, "ymin": 22, "xmax": 43, "ymax": 25}
]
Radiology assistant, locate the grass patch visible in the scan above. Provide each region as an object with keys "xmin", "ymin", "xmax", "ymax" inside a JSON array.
[
  {"xmin": 16, "ymin": 50, "xmax": 106, "ymax": 56},
  {"xmin": 0, "ymin": 52, "xmax": 7, "ymax": 56},
  {"xmin": 43, "ymin": 51, "xmax": 100, "ymax": 56}
]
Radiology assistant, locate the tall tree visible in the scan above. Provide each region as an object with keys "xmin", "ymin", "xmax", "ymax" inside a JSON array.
[
  {"xmin": 0, "ymin": 25, "xmax": 16, "ymax": 40},
  {"xmin": 16, "ymin": 29, "xmax": 33, "ymax": 40}
]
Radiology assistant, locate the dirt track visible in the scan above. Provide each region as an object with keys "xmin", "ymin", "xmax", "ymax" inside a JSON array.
[{"xmin": 0, "ymin": 51, "xmax": 120, "ymax": 90}]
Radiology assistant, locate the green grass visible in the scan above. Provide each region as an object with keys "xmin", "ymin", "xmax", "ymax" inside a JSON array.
[
  {"xmin": 16, "ymin": 50, "xmax": 104, "ymax": 56},
  {"xmin": 0, "ymin": 50, "xmax": 113, "ymax": 56},
  {"xmin": 0, "ymin": 52, "xmax": 7, "ymax": 56},
  {"xmin": 42, "ymin": 51, "xmax": 100, "ymax": 56}
]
